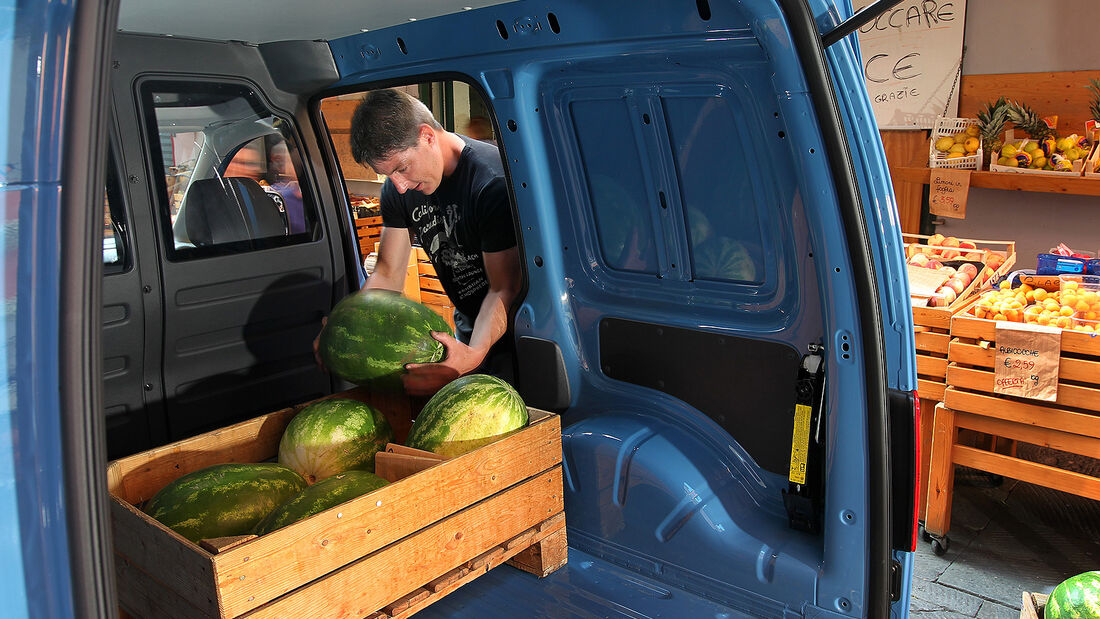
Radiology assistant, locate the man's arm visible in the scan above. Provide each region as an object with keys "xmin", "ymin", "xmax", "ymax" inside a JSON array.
[
  {"xmin": 402, "ymin": 246, "xmax": 521, "ymax": 395},
  {"xmin": 365, "ymin": 226, "xmax": 413, "ymax": 292}
]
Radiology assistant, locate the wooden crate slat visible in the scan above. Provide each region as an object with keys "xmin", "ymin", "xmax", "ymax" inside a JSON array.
[
  {"xmin": 419, "ymin": 276, "xmax": 445, "ymax": 294},
  {"xmin": 354, "ymin": 216, "xmax": 383, "ymax": 227},
  {"xmin": 955, "ymin": 411, "xmax": 1100, "ymax": 458},
  {"xmin": 419, "ymin": 291, "xmax": 451, "ymax": 307},
  {"xmin": 944, "ymin": 388, "xmax": 1100, "ymax": 438},
  {"xmin": 414, "ymin": 247, "xmax": 429, "ymax": 261},
  {"xmin": 213, "ymin": 412, "xmax": 562, "ymax": 616},
  {"xmin": 912, "ymin": 306, "xmax": 954, "ymax": 331},
  {"xmin": 110, "ymin": 498, "xmax": 219, "ymax": 616},
  {"xmin": 917, "ymin": 378, "xmax": 945, "ymax": 402},
  {"xmin": 241, "ymin": 469, "xmax": 564, "ymax": 619},
  {"xmin": 948, "ymin": 339, "xmax": 1100, "ymax": 385},
  {"xmin": 951, "ymin": 313, "xmax": 1100, "ymax": 356},
  {"xmin": 915, "ymin": 331, "xmax": 950, "ymax": 354},
  {"xmin": 116, "ymin": 554, "xmax": 210, "ymax": 619},
  {"xmin": 953, "ymin": 444, "xmax": 1100, "ymax": 501},
  {"xmin": 946, "ymin": 364, "xmax": 1100, "ymax": 413},
  {"xmin": 107, "ymin": 407, "xmax": 298, "ymax": 504},
  {"xmin": 390, "ymin": 515, "xmax": 566, "ymax": 619},
  {"xmin": 915, "ymin": 355, "xmax": 948, "ymax": 379}
]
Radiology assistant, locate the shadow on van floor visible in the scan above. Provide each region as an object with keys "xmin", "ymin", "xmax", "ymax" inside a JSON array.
[{"xmin": 913, "ymin": 450, "xmax": 1100, "ymax": 617}]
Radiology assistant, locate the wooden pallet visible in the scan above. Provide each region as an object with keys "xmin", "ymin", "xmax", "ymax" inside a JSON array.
[
  {"xmin": 109, "ymin": 388, "xmax": 565, "ymax": 618},
  {"xmin": 924, "ymin": 307, "xmax": 1100, "ymax": 538}
]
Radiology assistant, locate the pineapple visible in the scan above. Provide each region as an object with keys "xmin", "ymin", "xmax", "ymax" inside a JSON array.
[
  {"xmin": 1087, "ymin": 78, "xmax": 1100, "ymax": 123},
  {"xmin": 975, "ymin": 96, "xmax": 1008, "ymax": 158},
  {"xmin": 1005, "ymin": 100, "xmax": 1054, "ymax": 141}
]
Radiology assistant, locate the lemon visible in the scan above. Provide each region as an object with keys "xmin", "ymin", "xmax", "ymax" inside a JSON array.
[
  {"xmin": 934, "ymin": 136, "xmax": 956, "ymax": 152},
  {"xmin": 946, "ymin": 152, "xmax": 965, "ymax": 159},
  {"xmin": 1066, "ymin": 147, "xmax": 1082, "ymax": 161},
  {"xmin": 1031, "ymin": 156, "xmax": 1047, "ymax": 168},
  {"xmin": 1022, "ymin": 141, "xmax": 1040, "ymax": 153},
  {"xmin": 953, "ymin": 132, "xmax": 967, "ymax": 144},
  {"xmin": 965, "ymin": 125, "xmax": 980, "ymax": 137},
  {"xmin": 949, "ymin": 143, "xmax": 967, "ymax": 154}
]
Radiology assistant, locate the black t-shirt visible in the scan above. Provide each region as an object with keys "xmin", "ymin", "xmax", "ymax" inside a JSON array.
[{"xmin": 380, "ymin": 136, "xmax": 515, "ymax": 325}]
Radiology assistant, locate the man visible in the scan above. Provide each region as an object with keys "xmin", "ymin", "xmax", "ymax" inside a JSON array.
[{"xmin": 342, "ymin": 88, "xmax": 521, "ymax": 396}]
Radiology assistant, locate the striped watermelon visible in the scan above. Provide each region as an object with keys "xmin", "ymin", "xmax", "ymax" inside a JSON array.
[
  {"xmin": 253, "ymin": 470, "xmax": 389, "ymax": 535},
  {"xmin": 144, "ymin": 463, "xmax": 306, "ymax": 543},
  {"xmin": 405, "ymin": 374, "xmax": 528, "ymax": 457},
  {"xmin": 279, "ymin": 398, "xmax": 393, "ymax": 484},
  {"xmin": 1046, "ymin": 571, "xmax": 1100, "ymax": 619},
  {"xmin": 319, "ymin": 290, "xmax": 452, "ymax": 390}
]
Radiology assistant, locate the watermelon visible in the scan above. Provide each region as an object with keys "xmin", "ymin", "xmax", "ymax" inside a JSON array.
[
  {"xmin": 694, "ymin": 237, "xmax": 758, "ymax": 282},
  {"xmin": 1046, "ymin": 571, "xmax": 1100, "ymax": 619},
  {"xmin": 279, "ymin": 398, "xmax": 394, "ymax": 484},
  {"xmin": 253, "ymin": 470, "xmax": 389, "ymax": 535},
  {"xmin": 318, "ymin": 290, "xmax": 452, "ymax": 390},
  {"xmin": 144, "ymin": 463, "xmax": 306, "ymax": 543},
  {"xmin": 406, "ymin": 374, "xmax": 528, "ymax": 457}
]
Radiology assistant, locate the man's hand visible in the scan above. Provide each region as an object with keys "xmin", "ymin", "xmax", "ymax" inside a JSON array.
[{"xmin": 403, "ymin": 331, "xmax": 485, "ymax": 396}]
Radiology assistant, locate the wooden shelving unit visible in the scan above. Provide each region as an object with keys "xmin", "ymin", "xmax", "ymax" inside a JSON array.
[{"xmin": 891, "ymin": 165, "xmax": 1100, "ymax": 197}]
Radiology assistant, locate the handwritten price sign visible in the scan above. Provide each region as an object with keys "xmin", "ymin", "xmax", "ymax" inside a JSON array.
[
  {"xmin": 993, "ymin": 322, "xmax": 1061, "ymax": 402},
  {"xmin": 929, "ymin": 168, "xmax": 971, "ymax": 219}
]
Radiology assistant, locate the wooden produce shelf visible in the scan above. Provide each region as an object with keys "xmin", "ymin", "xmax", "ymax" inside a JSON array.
[
  {"xmin": 923, "ymin": 306, "xmax": 1100, "ymax": 540},
  {"xmin": 891, "ymin": 166, "xmax": 1100, "ymax": 197},
  {"xmin": 109, "ymin": 388, "xmax": 565, "ymax": 618}
]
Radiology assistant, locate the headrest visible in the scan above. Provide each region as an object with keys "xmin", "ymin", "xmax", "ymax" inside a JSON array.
[{"xmin": 184, "ymin": 176, "xmax": 287, "ymax": 248}]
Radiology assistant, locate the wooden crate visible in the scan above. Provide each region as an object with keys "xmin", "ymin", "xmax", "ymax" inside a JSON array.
[
  {"xmin": 1020, "ymin": 592, "xmax": 1048, "ymax": 619},
  {"xmin": 413, "ymin": 247, "xmax": 455, "ymax": 331},
  {"xmin": 109, "ymin": 388, "xmax": 566, "ymax": 618},
  {"xmin": 905, "ymin": 234, "xmax": 1017, "ymax": 403},
  {"xmin": 923, "ymin": 306, "xmax": 1100, "ymax": 538},
  {"xmin": 356, "ymin": 215, "xmax": 383, "ymax": 256}
]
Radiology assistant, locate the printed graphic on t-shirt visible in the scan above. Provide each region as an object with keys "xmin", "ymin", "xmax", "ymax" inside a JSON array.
[{"xmin": 409, "ymin": 198, "xmax": 488, "ymax": 313}]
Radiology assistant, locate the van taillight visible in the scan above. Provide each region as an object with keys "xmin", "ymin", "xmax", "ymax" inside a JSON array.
[{"xmin": 910, "ymin": 390, "xmax": 921, "ymax": 552}]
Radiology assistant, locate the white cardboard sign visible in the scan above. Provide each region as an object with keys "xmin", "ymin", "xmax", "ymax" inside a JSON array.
[{"xmin": 853, "ymin": 0, "xmax": 967, "ymax": 129}]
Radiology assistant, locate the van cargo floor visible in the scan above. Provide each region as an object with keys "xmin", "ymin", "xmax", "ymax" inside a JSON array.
[{"xmin": 415, "ymin": 548, "xmax": 747, "ymax": 618}]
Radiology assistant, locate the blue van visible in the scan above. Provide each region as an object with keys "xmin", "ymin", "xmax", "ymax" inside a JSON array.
[{"xmin": 0, "ymin": 0, "xmax": 919, "ymax": 616}]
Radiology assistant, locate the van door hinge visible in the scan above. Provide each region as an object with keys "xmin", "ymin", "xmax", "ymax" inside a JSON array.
[
  {"xmin": 782, "ymin": 348, "xmax": 826, "ymax": 534},
  {"xmin": 890, "ymin": 559, "xmax": 902, "ymax": 601}
]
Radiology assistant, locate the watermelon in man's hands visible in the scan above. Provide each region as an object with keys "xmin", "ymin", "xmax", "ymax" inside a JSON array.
[{"xmin": 318, "ymin": 290, "xmax": 452, "ymax": 390}]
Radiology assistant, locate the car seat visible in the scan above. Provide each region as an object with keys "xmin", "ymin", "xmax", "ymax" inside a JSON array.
[{"xmin": 184, "ymin": 176, "xmax": 288, "ymax": 247}]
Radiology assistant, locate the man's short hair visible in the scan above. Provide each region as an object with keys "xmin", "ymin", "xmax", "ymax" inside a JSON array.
[{"xmin": 350, "ymin": 89, "xmax": 442, "ymax": 166}]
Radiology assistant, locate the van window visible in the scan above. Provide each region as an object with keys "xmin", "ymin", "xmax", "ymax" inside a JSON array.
[
  {"xmin": 140, "ymin": 81, "xmax": 317, "ymax": 259},
  {"xmin": 568, "ymin": 89, "xmax": 766, "ymax": 284},
  {"xmin": 663, "ymin": 93, "xmax": 763, "ymax": 284},
  {"xmin": 103, "ymin": 151, "xmax": 128, "ymax": 272}
]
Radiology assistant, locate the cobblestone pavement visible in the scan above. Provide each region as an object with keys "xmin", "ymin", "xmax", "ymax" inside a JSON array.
[{"xmin": 911, "ymin": 457, "xmax": 1100, "ymax": 618}]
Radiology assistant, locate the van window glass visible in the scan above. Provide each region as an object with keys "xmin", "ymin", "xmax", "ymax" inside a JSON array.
[
  {"xmin": 571, "ymin": 99, "xmax": 659, "ymax": 274},
  {"xmin": 103, "ymin": 150, "xmax": 128, "ymax": 272},
  {"xmin": 663, "ymin": 95, "xmax": 764, "ymax": 283},
  {"xmin": 140, "ymin": 81, "xmax": 317, "ymax": 260},
  {"xmin": 103, "ymin": 187, "xmax": 121, "ymax": 267}
]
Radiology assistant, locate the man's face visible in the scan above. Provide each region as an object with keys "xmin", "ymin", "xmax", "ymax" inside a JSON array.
[{"xmin": 371, "ymin": 127, "xmax": 443, "ymax": 195}]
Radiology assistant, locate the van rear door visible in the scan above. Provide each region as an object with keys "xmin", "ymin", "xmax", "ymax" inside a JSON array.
[{"xmin": 326, "ymin": 0, "xmax": 912, "ymax": 616}]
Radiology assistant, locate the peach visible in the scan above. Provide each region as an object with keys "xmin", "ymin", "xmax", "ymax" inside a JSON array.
[
  {"xmin": 939, "ymin": 266, "xmax": 957, "ymax": 277},
  {"xmin": 986, "ymin": 253, "xmax": 1005, "ymax": 270},
  {"xmin": 964, "ymin": 251, "xmax": 984, "ymax": 261},
  {"xmin": 940, "ymin": 249, "xmax": 960, "ymax": 260},
  {"xmin": 945, "ymin": 278, "xmax": 967, "ymax": 295},
  {"xmin": 928, "ymin": 233, "xmax": 946, "ymax": 246},
  {"xmin": 959, "ymin": 240, "xmax": 977, "ymax": 250},
  {"xmin": 908, "ymin": 253, "xmax": 930, "ymax": 267},
  {"xmin": 927, "ymin": 260, "xmax": 943, "ymax": 270}
]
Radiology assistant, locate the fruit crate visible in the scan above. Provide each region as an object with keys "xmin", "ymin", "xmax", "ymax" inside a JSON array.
[
  {"xmin": 903, "ymin": 233, "xmax": 1016, "ymax": 402},
  {"xmin": 923, "ymin": 301, "xmax": 1100, "ymax": 541},
  {"xmin": 1086, "ymin": 141, "xmax": 1100, "ymax": 179},
  {"xmin": 108, "ymin": 388, "xmax": 566, "ymax": 619},
  {"xmin": 988, "ymin": 131, "xmax": 1088, "ymax": 177},
  {"xmin": 928, "ymin": 117, "xmax": 982, "ymax": 170}
]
